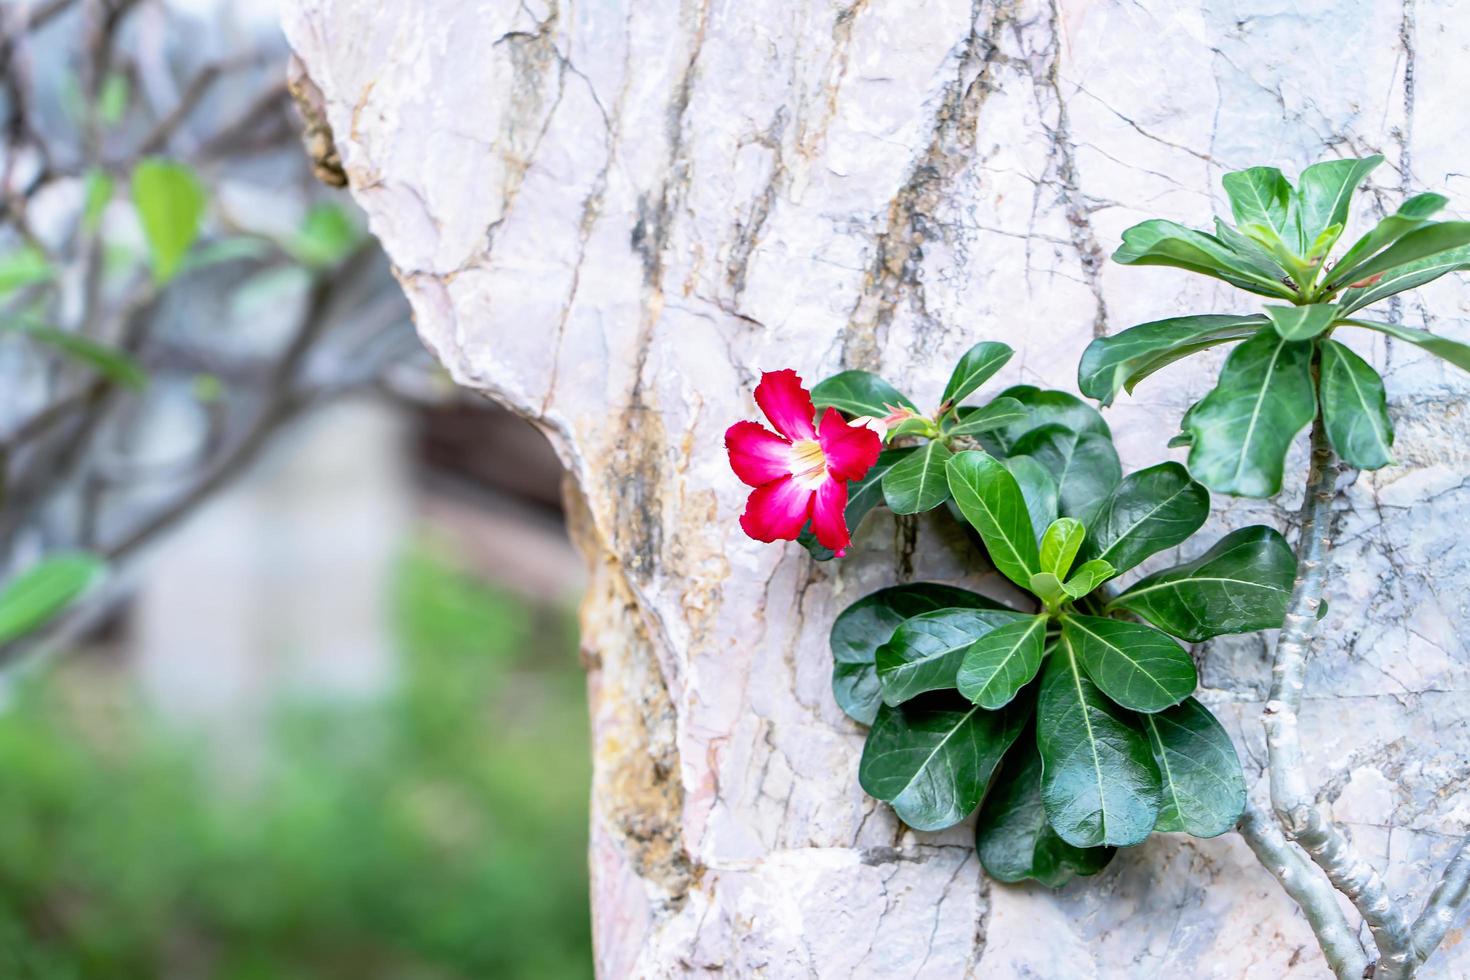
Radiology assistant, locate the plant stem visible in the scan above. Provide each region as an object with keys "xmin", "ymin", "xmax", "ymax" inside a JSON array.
[
  {"xmin": 1407, "ymin": 838, "xmax": 1470, "ymax": 968},
  {"xmin": 1263, "ymin": 415, "xmax": 1414, "ymax": 974},
  {"xmin": 1237, "ymin": 801, "xmax": 1368, "ymax": 979}
]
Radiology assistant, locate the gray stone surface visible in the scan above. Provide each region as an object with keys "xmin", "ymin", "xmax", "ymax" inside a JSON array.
[{"xmin": 283, "ymin": 0, "xmax": 1470, "ymax": 975}]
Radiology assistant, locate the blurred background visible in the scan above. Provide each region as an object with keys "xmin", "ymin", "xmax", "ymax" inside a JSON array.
[{"xmin": 0, "ymin": 0, "xmax": 591, "ymax": 976}]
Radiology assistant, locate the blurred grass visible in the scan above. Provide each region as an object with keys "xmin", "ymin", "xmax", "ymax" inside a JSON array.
[{"xmin": 0, "ymin": 544, "xmax": 592, "ymax": 980}]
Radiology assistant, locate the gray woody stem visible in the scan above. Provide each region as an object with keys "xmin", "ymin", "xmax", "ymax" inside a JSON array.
[
  {"xmin": 1262, "ymin": 416, "xmax": 1415, "ymax": 975},
  {"xmin": 1408, "ymin": 839, "xmax": 1470, "ymax": 967},
  {"xmin": 1237, "ymin": 802, "xmax": 1368, "ymax": 979}
]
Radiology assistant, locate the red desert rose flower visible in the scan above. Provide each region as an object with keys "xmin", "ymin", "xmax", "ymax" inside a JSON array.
[{"xmin": 725, "ymin": 369, "xmax": 882, "ymax": 557}]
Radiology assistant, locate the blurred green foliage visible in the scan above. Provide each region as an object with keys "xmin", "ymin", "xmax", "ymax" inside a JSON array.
[{"xmin": 0, "ymin": 545, "xmax": 592, "ymax": 979}]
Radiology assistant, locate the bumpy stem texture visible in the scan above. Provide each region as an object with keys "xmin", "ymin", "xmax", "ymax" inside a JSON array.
[
  {"xmin": 1264, "ymin": 417, "xmax": 1414, "ymax": 975},
  {"xmin": 1237, "ymin": 802, "xmax": 1368, "ymax": 980},
  {"xmin": 1409, "ymin": 839, "xmax": 1470, "ymax": 966}
]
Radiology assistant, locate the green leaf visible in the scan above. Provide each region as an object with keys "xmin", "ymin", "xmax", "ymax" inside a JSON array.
[
  {"xmin": 1062, "ymin": 614, "xmax": 1197, "ymax": 713},
  {"xmin": 1142, "ymin": 698, "xmax": 1246, "ymax": 838},
  {"xmin": 1112, "ymin": 219, "xmax": 1296, "ymax": 298},
  {"xmin": 82, "ymin": 169, "xmax": 114, "ymax": 233},
  {"xmin": 1028, "ymin": 571, "xmax": 1065, "ymax": 606},
  {"xmin": 97, "ymin": 72, "xmax": 130, "ymax": 126},
  {"xmin": 289, "ymin": 202, "xmax": 361, "ymax": 267},
  {"xmin": 946, "ymin": 451, "xmax": 1040, "ymax": 590},
  {"xmin": 948, "ymin": 397, "xmax": 1027, "ymax": 437},
  {"xmin": 1082, "ymin": 462, "xmax": 1208, "ymax": 575},
  {"xmin": 1327, "ymin": 192, "xmax": 1449, "ymax": 286},
  {"xmin": 1328, "ymin": 221, "xmax": 1470, "ymax": 293},
  {"xmin": 811, "ymin": 371, "xmax": 916, "ymax": 418},
  {"xmin": 1288, "ymin": 155, "xmax": 1382, "ymax": 254},
  {"xmin": 1039, "ymin": 518, "xmax": 1084, "ymax": 579},
  {"xmin": 1062, "ymin": 560, "xmax": 1115, "ymax": 599},
  {"xmin": 0, "ymin": 245, "xmax": 53, "ymax": 294},
  {"xmin": 801, "ymin": 447, "xmax": 915, "ymax": 560},
  {"xmin": 1036, "ymin": 647, "xmax": 1162, "ymax": 847},
  {"xmin": 1221, "ymin": 166, "xmax": 1291, "ymax": 237},
  {"xmin": 1320, "ymin": 340, "xmax": 1394, "ymax": 469},
  {"xmin": 1342, "ymin": 319, "xmax": 1470, "ymax": 375},
  {"xmin": 858, "ymin": 692, "xmax": 1027, "ymax": 831},
  {"xmin": 976, "ymin": 732, "xmax": 1115, "ymax": 885},
  {"xmin": 1214, "ymin": 218, "xmax": 1292, "ymax": 281},
  {"xmin": 1011, "ymin": 425, "xmax": 1122, "ymax": 524},
  {"xmin": 1108, "ymin": 526, "xmax": 1296, "ymax": 642},
  {"xmin": 830, "ymin": 584, "xmax": 1006, "ymax": 724},
  {"xmin": 0, "ymin": 553, "xmax": 106, "ymax": 646},
  {"xmin": 1184, "ymin": 331, "xmax": 1316, "ymax": 497},
  {"xmin": 131, "ymin": 158, "xmax": 206, "ymax": 283},
  {"xmin": 1078, "ymin": 314, "xmax": 1265, "ymax": 405},
  {"xmin": 941, "ymin": 340, "xmax": 1013, "ymax": 407},
  {"xmin": 1003, "ymin": 456, "xmax": 1058, "ymax": 536},
  {"xmin": 881, "ymin": 440, "xmax": 953, "ymax": 515},
  {"xmin": 956, "ymin": 614, "xmax": 1048, "ymax": 709},
  {"xmin": 1337, "ymin": 245, "xmax": 1470, "ymax": 313},
  {"xmin": 876, "ymin": 607, "xmax": 1027, "ymax": 706},
  {"xmin": 6, "ymin": 324, "xmax": 146, "ymax": 389},
  {"xmin": 987, "ymin": 385, "xmax": 1111, "ymax": 452},
  {"xmin": 1263, "ymin": 303, "xmax": 1338, "ymax": 341}
]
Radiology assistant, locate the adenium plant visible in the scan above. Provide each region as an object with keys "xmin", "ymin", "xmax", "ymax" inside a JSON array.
[{"xmin": 727, "ymin": 154, "xmax": 1470, "ymax": 978}]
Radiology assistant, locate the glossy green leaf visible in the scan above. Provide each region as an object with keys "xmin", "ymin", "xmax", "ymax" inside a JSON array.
[
  {"xmin": 132, "ymin": 158, "xmax": 206, "ymax": 283},
  {"xmin": 1062, "ymin": 615, "xmax": 1196, "ymax": 714},
  {"xmin": 877, "ymin": 607, "xmax": 1027, "ymax": 706},
  {"xmin": 941, "ymin": 341, "xmax": 1012, "ymax": 407},
  {"xmin": 1062, "ymin": 560, "xmax": 1115, "ymax": 599},
  {"xmin": 1027, "ymin": 572, "xmax": 1066, "ymax": 607},
  {"xmin": 8, "ymin": 324, "xmax": 147, "ymax": 389},
  {"xmin": 1003, "ymin": 456, "xmax": 1058, "ymax": 538},
  {"xmin": 0, "ymin": 553, "xmax": 106, "ymax": 646},
  {"xmin": 1327, "ymin": 192, "xmax": 1449, "ymax": 286},
  {"xmin": 858, "ymin": 692, "xmax": 1026, "ymax": 831},
  {"xmin": 948, "ymin": 397, "xmax": 1027, "ymax": 437},
  {"xmin": 1184, "ymin": 331, "xmax": 1316, "ymax": 497},
  {"xmin": 811, "ymin": 371, "xmax": 916, "ymax": 418},
  {"xmin": 976, "ymin": 733, "xmax": 1115, "ymax": 885},
  {"xmin": 987, "ymin": 386, "xmax": 1111, "ymax": 452},
  {"xmin": 1337, "ymin": 245, "xmax": 1470, "ymax": 313},
  {"xmin": 1142, "ymin": 698, "xmax": 1246, "ymax": 838},
  {"xmin": 1288, "ymin": 155, "xmax": 1382, "ymax": 254},
  {"xmin": 0, "ymin": 246, "xmax": 53, "ymax": 294},
  {"xmin": 1214, "ymin": 218, "xmax": 1292, "ymax": 281},
  {"xmin": 956, "ymin": 614, "xmax": 1049, "ymax": 709},
  {"xmin": 1320, "ymin": 340, "xmax": 1394, "ymax": 469},
  {"xmin": 1078, "ymin": 314, "xmax": 1264, "ymax": 405},
  {"xmin": 946, "ymin": 451, "xmax": 1040, "ymax": 590},
  {"xmin": 1011, "ymin": 424, "xmax": 1122, "ymax": 524},
  {"xmin": 1342, "ymin": 318, "xmax": 1470, "ymax": 374},
  {"xmin": 1112, "ymin": 219, "xmax": 1295, "ymax": 298},
  {"xmin": 1082, "ymin": 462, "xmax": 1208, "ymax": 575},
  {"xmin": 1108, "ymin": 526, "xmax": 1296, "ymax": 642},
  {"xmin": 1036, "ymin": 648, "xmax": 1162, "ymax": 847},
  {"xmin": 1222, "ymin": 166, "xmax": 1291, "ymax": 237},
  {"xmin": 830, "ymin": 583, "xmax": 1005, "ymax": 724},
  {"xmin": 1263, "ymin": 302, "xmax": 1337, "ymax": 341},
  {"xmin": 882, "ymin": 440, "xmax": 953, "ymax": 515},
  {"xmin": 1327, "ymin": 221, "xmax": 1470, "ymax": 293},
  {"xmin": 1039, "ymin": 518, "xmax": 1084, "ymax": 579},
  {"xmin": 801, "ymin": 447, "xmax": 915, "ymax": 560}
]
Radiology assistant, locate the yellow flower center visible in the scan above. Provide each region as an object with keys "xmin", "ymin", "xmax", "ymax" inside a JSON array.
[{"xmin": 788, "ymin": 439, "xmax": 829, "ymax": 489}]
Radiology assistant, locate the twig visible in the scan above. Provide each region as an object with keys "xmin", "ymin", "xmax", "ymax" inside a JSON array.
[
  {"xmin": 1238, "ymin": 801, "xmax": 1369, "ymax": 979},
  {"xmin": 1408, "ymin": 838, "xmax": 1470, "ymax": 966},
  {"xmin": 1263, "ymin": 415, "xmax": 1414, "ymax": 974}
]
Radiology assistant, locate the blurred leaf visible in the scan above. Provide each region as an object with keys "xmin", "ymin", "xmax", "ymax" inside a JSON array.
[
  {"xmin": 131, "ymin": 158, "xmax": 206, "ymax": 283},
  {"xmin": 192, "ymin": 373, "xmax": 224, "ymax": 403},
  {"xmin": 288, "ymin": 203, "xmax": 362, "ymax": 268},
  {"xmin": 0, "ymin": 246, "xmax": 53, "ymax": 295},
  {"xmin": 82, "ymin": 169, "xmax": 114, "ymax": 233},
  {"xmin": 0, "ymin": 553, "xmax": 105, "ymax": 646},
  {"xmin": 3, "ymin": 322, "xmax": 146, "ymax": 388},
  {"xmin": 98, "ymin": 72, "xmax": 130, "ymax": 126},
  {"xmin": 181, "ymin": 236, "xmax": 272, "ymax": 272}
]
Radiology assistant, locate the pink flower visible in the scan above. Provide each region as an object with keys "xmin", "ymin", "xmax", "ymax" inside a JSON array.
[{"xmin": 725, "ymin": 369, "xmax": 882, "ymax": 557}]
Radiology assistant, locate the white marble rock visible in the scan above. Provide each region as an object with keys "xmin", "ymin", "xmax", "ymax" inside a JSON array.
[{"xmin": 283, "ymin": 0, "xmax": 1470, "ymax": 975}]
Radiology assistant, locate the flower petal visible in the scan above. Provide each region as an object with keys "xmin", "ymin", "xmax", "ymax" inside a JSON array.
[
  {"xmin": 739, "ymin": 475, "xmax": 813, "ymax": 543},
  {"xmin": 810, "ymin": 477, "xmax": 851, "ymax": 555},
  {"xmin": 754, "ymin": 369, "xmax": 817, "ymax": 441},
  {"xmin": 726, "ymin": 421, "xmax": 792, "ymax": 487},
  {"xmin": 817, "ymin": 407, "xmax": 881, "ymax": 481}
]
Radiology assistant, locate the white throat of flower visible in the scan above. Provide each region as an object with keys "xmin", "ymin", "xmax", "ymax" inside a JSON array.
[{"xmin": 788, "ymin": 439, "xmax": 829, "ymax": 489}]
